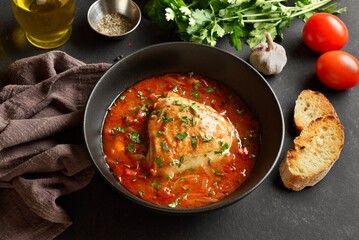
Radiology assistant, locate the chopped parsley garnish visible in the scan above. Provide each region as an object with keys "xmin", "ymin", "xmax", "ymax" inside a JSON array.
[
  {"xmin": 155, "ymin": 156, "xmax": 163, "ymax": 168},
  {"xmin": 176, "ymin": 132, "xmax": 188, "ymax": 140},
  {"xmin": 191, "ymin": 136, "xmax": 197, "ymax": 149},
  {"xmin": 141, "ymin": 103, "xmax": 149, "ymax": 111},
  {"xmin": 111, "ymin": 126, "xmax": 126, "ymax": 134},
  {"xmin": 212, "ymin": 169, "xmax": 226, "ymax": 176},
  {"xmin": 126, "ymin": 143, "xmax": 134, "ymax": 152},
  {"xmin": 174, "ymin": 100, "xmax": 189, "ymax": 112},
  {"xmin": 190, "ymin": 103, "xmax": 201, "ymax": 117},
  {"xmin": 179, "ymin": 155, "xmax": 184, "ymax": 164},
  {"xmin": 194, "ymin": 83, "xmax": 202, "ymax": 89},
  {"xmin": 172, "ymin": 85, "xmax": 179, "ymax": 93},
  {"xmin": 162, "ymin": 140, "xmax": 170, "ymax": 152},
  {"xmin": 151, "ymin": 180, "xmax": 163, "ymax": 190},
  {"xmin": 221, "ymin": 142, "xmax": 229, "ymax": 151},
  {"xmin": 200, "ymin": 134, "xmax": 214, "ymax": 142},
  {"xmin": 129, "ymin": 132, "xmax": 141, "ymax": 143},
  {"xmin": 172, "ymin": 155, "xmax": 185, "ymax": 168},
  {"xmin": 151, "ymin": 110, "xmax": 161, "ymax": 116},
  {"xmin": 206, "ymin": 87, "xmax": 215, "ymax": 93},
  {"xmin": 168, "ymin": 197, "xmax": 181, "ymax": 208},
  {"xmin": 120, "ymin": 95, "xmax": 126, "ymax": 100},
  {"xmin": 180, "ymin": 116, "xmax": 189, "ymax": 124},
  {"xmin": 155, "ymin": 131, "xmax": 164, "ymax": 137},
  {"xmin": 236, "ymin": 109, "xmax": 244, "ymax": 114},
  {"xmin": 191, "ymin": 116, "xmax": 198, "ymax": 126},
  {"xmin": 214, "ymin": 142, "xmax": 229, "ymax": 154},
  {"xmin": 173, "ymin": 100, "xmax": 183, "ymax": 106},
  {"xmin": 162, "ymin": 112, "xmax": 174, "ymax": 123},
  {"xmin": 191, "ymin": 91, "xmax": 200, "ymax": 100},
  {"xmin": 137, "ymin": 91, "xmax": 147, "ymax": 101}
]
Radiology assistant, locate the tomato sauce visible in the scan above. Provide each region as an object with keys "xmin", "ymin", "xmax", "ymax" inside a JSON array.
[{"xmin": 102, "ymin": 73, "xmax": 260, "ymax": 208}]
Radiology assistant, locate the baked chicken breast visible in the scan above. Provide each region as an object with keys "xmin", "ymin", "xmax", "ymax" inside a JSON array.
[{"xmin": 146, "ymin": 93, "xmax": 238, "ymax": 178}]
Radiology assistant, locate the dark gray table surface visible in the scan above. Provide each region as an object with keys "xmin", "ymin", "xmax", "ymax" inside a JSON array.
[{"xmin": 1, "ymin": 0, "xmax": 358, "ymax": 239}]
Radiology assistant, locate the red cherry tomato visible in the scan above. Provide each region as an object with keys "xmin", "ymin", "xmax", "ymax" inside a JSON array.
[
  {"xmin": 316, "ymin": 51, "xmax": 359, "ymax": 90},
  {"xmin": 303, "ymin": 13, "xmax": 348, "ymax": 53}
]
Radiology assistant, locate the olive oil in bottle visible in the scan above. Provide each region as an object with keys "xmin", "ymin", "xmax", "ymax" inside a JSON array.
[{"xmin": 11, "ymin": 0, "xmax": 75, "ymax": 49}]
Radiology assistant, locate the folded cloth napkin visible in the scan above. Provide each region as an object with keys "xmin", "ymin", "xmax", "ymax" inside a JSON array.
[{"xmin": 0, "ymin": 51, "xmax": 111, "ymax": 240}]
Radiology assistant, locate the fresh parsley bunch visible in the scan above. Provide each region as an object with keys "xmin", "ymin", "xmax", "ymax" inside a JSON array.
[{"xmin": 145, "ymin": 0, "xmax": 346, "ymax": 51}]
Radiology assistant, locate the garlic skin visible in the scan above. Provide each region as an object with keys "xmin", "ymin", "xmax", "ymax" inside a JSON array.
[{"xmin": 249, "ymin": 32, "xmax": 287, "ymax": 75}]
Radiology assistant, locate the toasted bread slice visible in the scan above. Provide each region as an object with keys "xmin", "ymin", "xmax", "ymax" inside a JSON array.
[
  {"xmin": 294, "ymin": 90, "xmax": 337, "ymax": 132},
  {"xmin": 279, "ymin": 115, "xmax": 344, "ymax": 191}
]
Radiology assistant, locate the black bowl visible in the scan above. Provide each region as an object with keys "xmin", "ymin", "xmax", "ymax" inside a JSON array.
[{"xmin": 83, "ymin": 42, "xmax": 284, "ymax": 214}]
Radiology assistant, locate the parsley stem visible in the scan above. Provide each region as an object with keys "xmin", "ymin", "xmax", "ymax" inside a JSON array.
[
  {"xmin": 240, "ymin": 0, "xmax": 332, "ymax": 23},
  {"xmin": 210, "ymin": 3, "xmax": 217, "ymax": 39},
  {"xmin": 241, "ymin": 11, "xmax": 283, "ymax": 18},
  {"xmin": 220, "ymin": 0, "xmax": 332, "ymax": 24},
  {"xmin": 291, "ymin": 0, "xmax": 332, "ymax": 18}
]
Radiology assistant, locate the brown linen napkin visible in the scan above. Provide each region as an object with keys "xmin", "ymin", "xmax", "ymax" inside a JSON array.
[{"xmin": 0, "ymin": 51, "xmax": 111, "ymax": 240}]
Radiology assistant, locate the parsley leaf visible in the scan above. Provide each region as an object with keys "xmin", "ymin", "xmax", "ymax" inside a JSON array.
[
  {"xmin": 176, "ymin": 132, "xmax": 188, "ymax": 140},
  {"xmin": 168, "ymin": 197, "xmax": 181, "ymax": 208},
  {"xmin": 129, "ymin": 132, "xmax": 141, "ymax": 143},
  {"xmin": 190, "ymin": 103, "xmax": 201, "ymax": 117},
  {"xmin": 191, "ymin": 136, "xmax": 197, "ymax": 149},
  {"xmin": 151, "ymin": 180, "xmax": 163, "ymax": 190},
  {"xmin": 111, "ymin": 126, "xmax": 126, "ymax": 134},
  {"xmin": 162, "ymin": 140, "xmax": 170, "ymax": 151},
  {"xmin": 155, "ymin": 157, "xmax": 163, "ymax": 168},
  {"xmin": 162, "ymin": 112, "xmax": 174, "ymax": 123},
  {"xmin": 191, "ymin": 90, "xmax": 200, "ymax": 100},
  {"xmin": 126, "ymin": 143, "xmax": 134, "ymax": 152}
]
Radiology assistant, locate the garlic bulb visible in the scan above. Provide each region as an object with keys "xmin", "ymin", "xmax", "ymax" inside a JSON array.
[{"xmin": 249, "ymin": 32, "xmax": 287, "ymax": 75}]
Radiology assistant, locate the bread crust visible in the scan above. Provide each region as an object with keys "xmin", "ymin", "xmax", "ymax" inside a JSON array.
[
  {"xmin": 280, "ymin": 90, "xmax": 344, "ymax": 191},
  {"xmin": 294, "ymin": 89, "xmax": 337, "ymax": 132}
]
